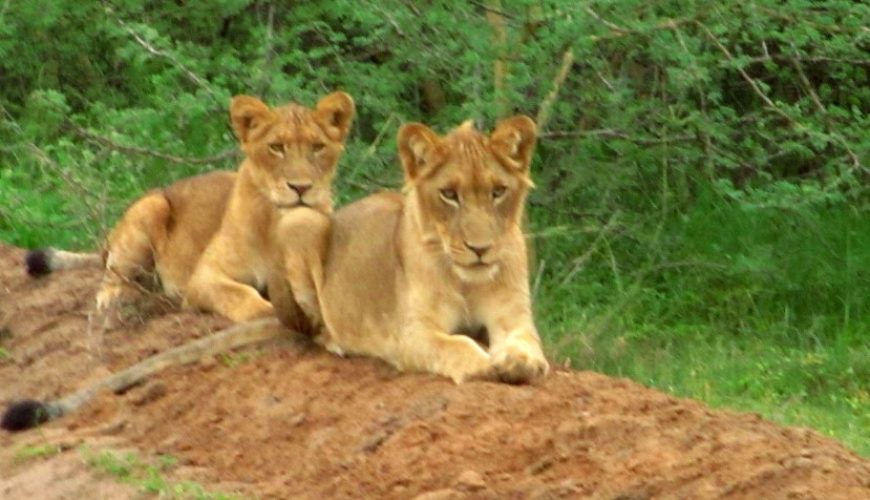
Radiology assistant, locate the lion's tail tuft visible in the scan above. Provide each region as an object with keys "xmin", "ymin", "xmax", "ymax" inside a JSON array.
[
  {"xmin": 25, "ymin": 249, "xmax": 53, "ymax": 277},
  {"xmin": 25, "ymin": 248, "xmax": 101, "ymax": 277},
  {"xmin": 1, "ymin": 400, "xmax": 63, "ymax": 431}
]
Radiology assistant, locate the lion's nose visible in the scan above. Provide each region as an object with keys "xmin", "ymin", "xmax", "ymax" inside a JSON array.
[
  {"xmin": 464, "ymin": 241, "xmax": 492, "ymax": 258},
  {"xmin": 287, "ymin": 183, "xmax": 312, "ymax": 196}
]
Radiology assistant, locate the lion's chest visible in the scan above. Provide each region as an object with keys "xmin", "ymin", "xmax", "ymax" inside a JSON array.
[{"xmin": 421, "ymin": 286, "xmax": 488, "ymax": 341}]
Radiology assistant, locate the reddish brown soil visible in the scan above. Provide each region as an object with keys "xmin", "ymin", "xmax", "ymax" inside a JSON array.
[{"xmin": 0, "ymin": 243, "xmax": 867, "ymax": 499}]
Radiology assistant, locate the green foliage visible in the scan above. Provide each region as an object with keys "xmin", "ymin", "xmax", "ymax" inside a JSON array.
[
  {"xmin": 81, "ymin": 447, "xmax": 244, "ymax": 499},
  {"xmin": 13, "ymin": 444, "xmax": 63, "ymax": 463},
  {"xmin": 218, "ymin": 350, "xmax": 255, "ymax": 368},
  {"xmin": 1, "ymin": 1, "xmax": 867, "ymax": 454}
]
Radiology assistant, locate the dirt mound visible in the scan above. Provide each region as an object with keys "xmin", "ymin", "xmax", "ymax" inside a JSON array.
[{"xmin": 1, "ymin": 243, "xmax": 867, "ymax": 499}]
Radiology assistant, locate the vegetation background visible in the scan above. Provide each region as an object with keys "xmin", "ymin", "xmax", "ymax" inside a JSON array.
[{"xmin": 0, "ymin": 1, "xmax": 866, "ymax": 455}]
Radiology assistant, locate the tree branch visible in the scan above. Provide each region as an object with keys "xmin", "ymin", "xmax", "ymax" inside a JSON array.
[
  {"xmin": 255, "ymin": 2, "xmax": 277, "ymax": 97},
  {"xmin": 485, "ymin": 0, "xmax": 511, "ymax": 118}
]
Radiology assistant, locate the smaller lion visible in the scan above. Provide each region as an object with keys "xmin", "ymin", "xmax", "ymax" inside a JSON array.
[
  {"xmin": 26, "ymin": 92, "xmax": 355, "ymax": 323},
  {"xmin": 272, "ymin": 116, "xmax": 550, "ymax": 383}
]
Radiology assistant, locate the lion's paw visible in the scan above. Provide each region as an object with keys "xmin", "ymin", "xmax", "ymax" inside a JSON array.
[
  {"xmin": 317, "ymin": 333, "xmax": 345, "ymax": 357},
  {"xmin": 95, "ymin": 285, "xmax": 123, "ymax": 311},
  {"xmin": 440, "ymin": 336, "xmax": 495, "ymax": 384},
  {"xmin": 491, "ymin": 340, "xmax": 549, "ymax": 384}
]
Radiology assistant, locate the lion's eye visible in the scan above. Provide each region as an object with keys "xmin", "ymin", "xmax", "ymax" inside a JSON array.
[
  {"xmin": 312, "ymin": 142, "xmax": 326, "ymax": 154},
  {"xmin": 492, "ymin": 186, "xmax": 507, "ymax": 199},
  {"xmin": 439, "ymin": 188, "xmax": 459, "ymax": 204},
  {"xmin": 268, "ymin": 143, "xmax": 285, "ymax": 155}
]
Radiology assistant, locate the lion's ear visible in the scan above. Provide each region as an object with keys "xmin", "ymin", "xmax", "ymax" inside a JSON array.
[
  {"xmin": 490, "ymin": 115, "xmax": 537, "ymax": 172},
  {"xmin": 230, "ymin": 95, "xmax": 271, "ymax": 144},
  {"xmin": 397, "ymin": 123, "xmax": 442, "ymax": 182},
  {"xmin": 315, "ymin": 92, "xmax": 355, "ymax": 142}
]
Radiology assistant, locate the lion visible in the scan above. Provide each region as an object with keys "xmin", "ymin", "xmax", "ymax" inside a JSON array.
[
  {"xmin": 25, "ymin": 92, "xmax": 355, "ymax": 323},
  {"xmin": 271, "ymin": 116, "xmax": 550, "ymax": 384}
]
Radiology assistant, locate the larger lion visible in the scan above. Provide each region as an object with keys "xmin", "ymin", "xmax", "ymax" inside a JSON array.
[
  {"xmin": 272, "ymin": 116, "xmax": 549, "ymax": 384},
  {"xmin": 25, "ymin": 92, "xmax": 354, "ymax": 323}
]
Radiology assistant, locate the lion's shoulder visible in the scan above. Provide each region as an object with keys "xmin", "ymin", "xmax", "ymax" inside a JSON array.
[
  {"xmin": 334, "ymin": 191, "xmax": 403, "ymax": 224},
  {"xmin": 331, "ymin": 191, "xmax": 403, "ymax": 254}
]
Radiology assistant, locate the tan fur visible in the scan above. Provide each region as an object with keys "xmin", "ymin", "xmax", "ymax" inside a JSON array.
[
  {"xmin": 96, "ymin": 92, "xmax": 355, "ymax": 323},
  {"xmin": 273, "ymin": 117, "xmax": 549, "ymax": 383}
]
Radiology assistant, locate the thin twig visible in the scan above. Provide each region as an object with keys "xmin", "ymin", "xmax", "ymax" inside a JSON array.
[
  {"xmin": 344, "ymin": 176, "xmax": 392, "ymax": 192},
  {"xmin": 559, "ymin": 211, "xmax": 621, "ymax": 287},
  {"xmin": 25, "ymin": 143, "xmax": 106, "ymax": 239},
  {"xmin": 630, "ymin": 259, "xmax": 731, "ymax": 278},
  {"xmin": 470, "ymin": 0, "xmax": 516, "ymax": 21},
  {"xmin": 532, "ymin": 258, "xmax": 546, "ymax": 301},
  {"xmin": 584, "ymin": 6, "xmax": 631, "ymax": 34},
  {"xmin": 528, "ymin": 199, "xmax": 605, "ymax": 221},
  {"xmin": 365, "ymin": 113, "xmax": 397, "ymax": 157},
  {"xmin": 696, "ymin": 21, "xmax": 784, "ymax": 116},
  {"xmin": 743, "ymin": 54, "xmax": 870, "ymax": 67},
  {"xmin": 594, "ymin": 68, "xmax": 615, "ymax": 92},
  {"xmin": 105, "ymin": 2, "xmax": 221, "ymax": 104},
  {"xmin": 72, "ymin": 125, "xmax": 239, "ymax": 165},
  {"xmin": 399, "ymin": 0, "xmax": 422, "ymax": 17},
  {"xmin": 788, "ymin": 50, "xmax": 826, "ymax": 115},
  {"xmin": 536, "ymin": 49, "xmax": 574, "ymax": 132},
  {"xmin": 0, "ymin": 103, "xmax": 105, "ymax": 236},
  {"xmin": 587, "ymin": 16, "xmax": 694, "ymax": 42},
  {"xmin": 541, "ymin": 128, "xmax": 695, "ymax": 145},
  {"xmin": 363, "ymin": 0, "xmax": 407, "ymax": 37},
  {"xmin": 756, "ymin": 6, "xmax": 865, "ymax": 35}
]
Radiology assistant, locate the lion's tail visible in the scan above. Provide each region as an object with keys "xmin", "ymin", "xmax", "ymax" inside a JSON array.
[
  {"xmin": 1, "ymin": 318, "xmax": 288, "ymax": 432},
  {"xmin": 26, "ymin": 248, "xmax": 103, "ymax": 277}
]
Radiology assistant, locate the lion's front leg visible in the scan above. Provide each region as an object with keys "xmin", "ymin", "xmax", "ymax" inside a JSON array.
[
  {"xmin": 186, "ymin": 268, "xmax": 274, "ymax": 322},
  {"xmin": 397, "ymin": 328, "xmax": 495, "ymax": 384},
  {"xmin": 272, "ymin": 208, "xmax": 330, "ymax": 332},
  {"xmin": 185, "ymin": 245, "xmax": 274, "ymax": 323},
  {"xmin": 479, "ymin": 293, "xmax": 549, "ymax": 384}
]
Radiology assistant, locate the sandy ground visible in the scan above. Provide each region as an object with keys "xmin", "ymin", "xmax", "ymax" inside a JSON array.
[{"xmin": 0, "ymin": 243, "xmax": 867, "ymax": 499}]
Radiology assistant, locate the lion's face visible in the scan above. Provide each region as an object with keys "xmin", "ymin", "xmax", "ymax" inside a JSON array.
[
  {"xmin": 230, "ymin": 92, "xmax": 355, "ymax": 213},
  {"xmin": 398, "ymin": 117, "xmax": 537, "ymax": 282}
]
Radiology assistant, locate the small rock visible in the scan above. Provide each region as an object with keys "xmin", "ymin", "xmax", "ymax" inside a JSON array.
[
  {"xmin": 133, "ymin": 382, "xmax": 168, "ymax": 406},
  {"xmin": 412, "ymin": 489, "xmax": 461, "ymax": 500},
  {"xmin": 199, "ymin": 356, "xmax": 218, "ymax": 370},
  {"xmin": 99, "ymin": 418, "xmax": 128, "ymax": 435},
  {"xmin": 527, "ymin": 456, "xmax": 554, "ymax": 475},
  {"xmin": 454, "ymin": 470, "xmax": 486, "ymax": 491},
  {"xmin": 288, "ymin": 413, "xmax": 306, "ymax": 427}
]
